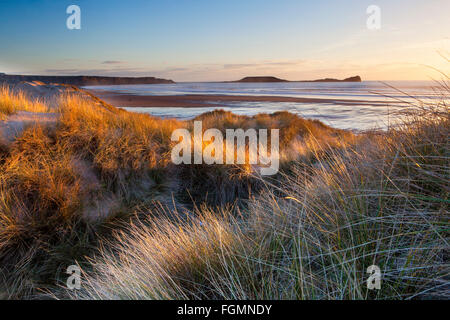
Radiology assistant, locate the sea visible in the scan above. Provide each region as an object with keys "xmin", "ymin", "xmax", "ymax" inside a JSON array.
[{"xmin": 84, "ymin": 81, "xmax": 447, "ymax": 131}]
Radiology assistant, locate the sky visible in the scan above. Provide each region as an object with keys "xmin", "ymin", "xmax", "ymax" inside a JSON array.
[{"xmin": 0, "ymin": 0, "xmax": 449, "ymax": 81}]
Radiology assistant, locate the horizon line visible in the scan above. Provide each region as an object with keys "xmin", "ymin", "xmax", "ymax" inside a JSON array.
[{"xmin": 0, "ymin": 72, "xmax": 437, "ymax": 83}]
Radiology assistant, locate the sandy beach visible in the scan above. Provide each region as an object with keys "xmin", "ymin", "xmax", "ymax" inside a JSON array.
[{"xmin": 86, "ymin": 89, "xmax": 390, "ymax": 108}]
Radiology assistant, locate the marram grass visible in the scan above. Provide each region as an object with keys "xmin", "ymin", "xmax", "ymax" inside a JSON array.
[{"xmin": 0, "ymin": 82, "xmax": 448, "ymax": 299}]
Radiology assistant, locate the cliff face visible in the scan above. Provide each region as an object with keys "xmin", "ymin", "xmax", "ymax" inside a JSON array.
[
  {"xmin": 0, "ymin": 74, "xmax": 175, "ymax": 86},
  {"xmin": 343, "ymin": 76, "xmax": 362, "ymax": 82}
]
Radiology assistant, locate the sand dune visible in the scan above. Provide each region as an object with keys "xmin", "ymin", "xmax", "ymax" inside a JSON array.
[{"xmin": 0, "ymin": 111, "xmax": 58, "ymax": 144}]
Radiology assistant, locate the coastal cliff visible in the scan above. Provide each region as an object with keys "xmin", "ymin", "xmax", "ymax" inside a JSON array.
[{"xmin": 0, "ymin": 74, "xmax": 175, "ymax": 86}]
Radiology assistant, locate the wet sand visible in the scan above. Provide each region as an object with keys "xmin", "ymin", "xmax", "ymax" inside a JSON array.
[{"xmin": 87, "ymin": 89, "xmax": 389, "ymax": 108}]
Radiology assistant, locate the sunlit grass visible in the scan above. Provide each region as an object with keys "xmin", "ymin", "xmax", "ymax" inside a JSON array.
[
  {"xmin": 0, "ymin": 85, "xmax": 49, "ymax": 119},
  {"xmin": 0, "ymin": 82, "xmax": 448, "ymax": 299},
  {"xmin": 67, "ymin": 82, "xmax": 448, "ymax": 300}
]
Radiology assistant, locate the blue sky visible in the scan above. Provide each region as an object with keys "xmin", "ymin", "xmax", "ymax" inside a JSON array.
[{"xmin": 0, "ymin": 0, "xmax": 448, "ymax": 81}]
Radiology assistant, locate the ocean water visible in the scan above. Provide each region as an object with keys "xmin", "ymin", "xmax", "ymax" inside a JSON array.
[{"xmin": 85, "ymin": 81, "xmax": 446, "ymax": 131}]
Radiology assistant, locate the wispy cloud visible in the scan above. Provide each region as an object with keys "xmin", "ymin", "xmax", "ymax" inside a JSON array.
[
  {"xmin": 223, "ymin": 60, "xmax": 304, "ymax": 70},
  {"xmin": 42, "ymin": 67, "xmax": 144, "ymax": 76},
  {"xmin": 102, "ymin": 60, "xmax": 126, "ymax": 65},
  {"xmin": 44, "ymin": 68, "xmax": 87, "ymax": 74},
  {"xmin": 223, "ymin": 64, "xmax": 255, "ymax": 69}
]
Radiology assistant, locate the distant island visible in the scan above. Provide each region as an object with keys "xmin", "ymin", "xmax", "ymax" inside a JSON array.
[
  {"xmin": 311, "ymin": 76, "xmax": 361, "ymax": 82},
  {"xmin": 232, "ymin": 75, "xmax": 361, "ymax": 83},
  {"xmin": 234, "ymin": 76, "xmax": 289, "ymax": 83},
  {"xmin": 0, "ymin": 74, "xmax": 175, "ymax": 86}
]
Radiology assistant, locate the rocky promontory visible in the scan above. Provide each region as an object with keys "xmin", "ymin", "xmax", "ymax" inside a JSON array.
[{"xmin": 310, "ymin": 76, "xmax": 361, "ymax": 82}]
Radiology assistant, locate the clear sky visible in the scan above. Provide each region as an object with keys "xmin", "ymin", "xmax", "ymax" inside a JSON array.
[{"xmin": 0, "ymin": 0, "xmax": 448, "ymax": 81}]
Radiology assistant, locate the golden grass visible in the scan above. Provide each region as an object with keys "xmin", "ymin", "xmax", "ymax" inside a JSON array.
[
  {"xmin": 68, "ymin": 100, "xmax": 449, "ymax": 299},
  {"xmin": 0, "ymin": 86, "xmax": 49, "ymax": 119},
  {"xmin": 0, "ymin": 83, "xmax": 447, "ymax": 299}
]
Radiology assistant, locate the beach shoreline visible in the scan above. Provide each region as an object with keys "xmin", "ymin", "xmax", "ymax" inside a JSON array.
[{"xmin": 86, "ymin": 89, "xmax": 392, "ymax": 108}]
